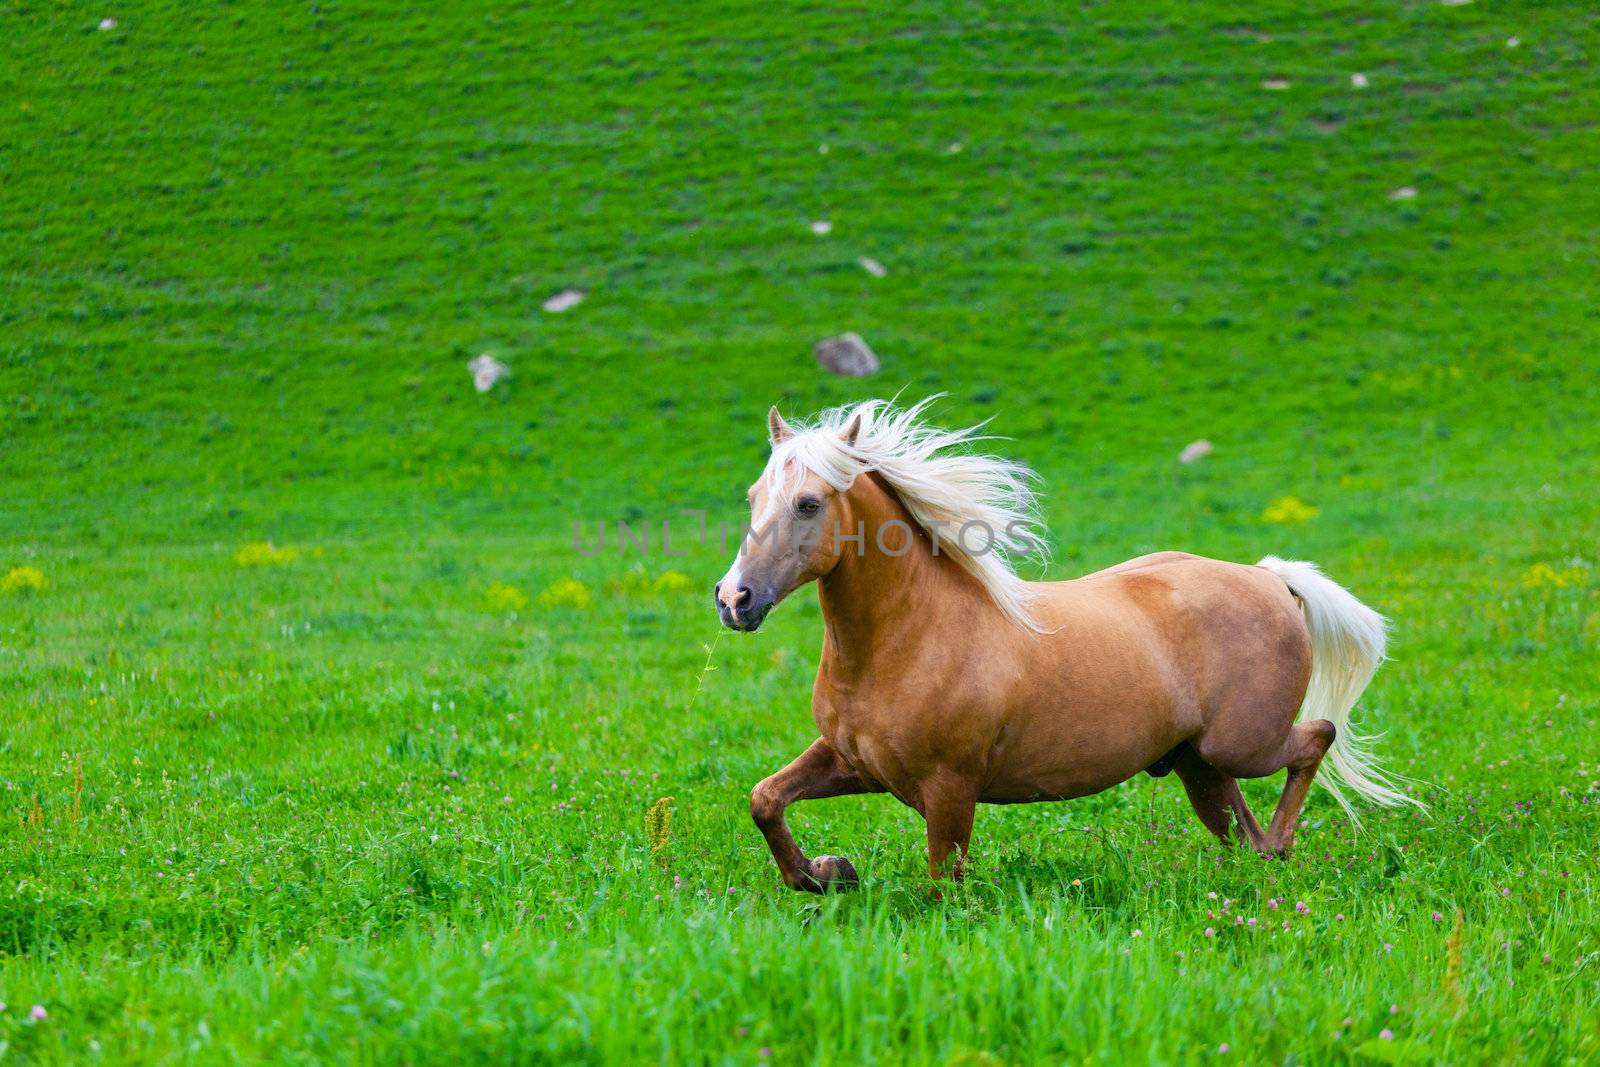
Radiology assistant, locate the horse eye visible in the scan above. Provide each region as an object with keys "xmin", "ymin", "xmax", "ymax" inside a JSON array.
[{"xmin": 796, "ymin": 498, "xmax": 821, "ymax": 515}]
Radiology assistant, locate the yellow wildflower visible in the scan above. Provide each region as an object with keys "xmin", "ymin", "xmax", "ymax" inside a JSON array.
[
  {"xmin": 234, "ymin": 542, "xmax": 299, "ymax": 567},
  {"xmin": 607, "ymin": 565, "xmax": 653, "ymax": 596},
  {"xmin": 538, "ymin": 578, "xmax": 593, "ymax": 609},
  {"xmin": 644, "ymin": 796, "xmax": 675, "ymax": 868},
  {"xmin": 1, "ymin": 566, "xmax": 47, "ymax": 594},
  {"xmin": 1262, "ymin": 496, "xmax": 1319, "ymax": 525},
  {"xmin": 611, "ymin": 567, "xmax": 695, "ymax": 596},
  {"xmin": 484, "ymin": 582, "xmax": 531, "ymax": 612},
  {"xmin": 1521, "ymin": 563, "xmax": 1588, "ymax": 590},
  {"xmin": 652, "ymin": 570, "xmax": 693, "ymax": 594}
]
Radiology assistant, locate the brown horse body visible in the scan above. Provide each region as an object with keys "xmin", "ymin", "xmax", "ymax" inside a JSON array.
[{"xmin": 719, "ymin": 402, "xmax": 1408, "ymax": 891}]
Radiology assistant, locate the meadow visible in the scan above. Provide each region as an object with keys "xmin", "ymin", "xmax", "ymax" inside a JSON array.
[{"xmin": 2, "ymin": 1, "xmax": 1598, "ymax": 1063}]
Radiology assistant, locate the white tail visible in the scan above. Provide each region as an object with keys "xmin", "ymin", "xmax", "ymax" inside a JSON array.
[{"xmin": 1257, "ymin": 556, "xmax": 1421, "ymax": 818}]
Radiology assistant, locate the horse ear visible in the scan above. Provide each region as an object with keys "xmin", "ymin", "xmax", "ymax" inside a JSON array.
[
  {"xmin": 840, "ymin": 411, "xmax": 864, "ymax": 446},
  {"xmin": 768, "ymin": 406, "xmax": 795, "ymax": 444}
]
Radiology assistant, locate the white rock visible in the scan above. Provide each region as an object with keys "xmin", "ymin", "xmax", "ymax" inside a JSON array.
[
  {"xmin": 1506, "ymin": 36, "xmax": 1520, "ymax": 48},
  {"xmin": 468, "ymin": 354, "xmax": 510, "ymax": 393},
  {"xmin": 1351, "ymin": 72, "xmax": 1369, "ymax": 89},
  {"xmin": 1261, "ymin": 79, "xmax": 1291, "ymax": 91},
  {"xmin": 1178, "ymin": 440, "xmax": 1214, "ymax": 465},
  {"xmin": 541, "ymin": 288, "xmax": 585, "ymax": 313},
  {"xmin": 98, "ymin": 17, "xmax": 117, "ymax": 30},
  {"xmin": 809, "ymin": 220, "xmax": 833, "ymax": 236},
  {"xmin": 859, "ymin": 257, "xmax": 887, "ymax": 278},
  {"xmin": 1388, "ymin": 186, "xmax": 1418, "ymax": 201},
  {"xmin": 945, "ymin": 142, "xmax": 964, "ymax": 155}
]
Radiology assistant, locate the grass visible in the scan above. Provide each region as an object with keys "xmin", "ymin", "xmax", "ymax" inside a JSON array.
[{"xmin": 3, "ymin": 1, "xmax": 1599, "ymax": 1062}]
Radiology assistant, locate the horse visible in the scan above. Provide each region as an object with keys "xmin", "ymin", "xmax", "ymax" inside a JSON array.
[{"xmin": 713, "ymin": 398, "xmax": 1418, "ymax": 892}]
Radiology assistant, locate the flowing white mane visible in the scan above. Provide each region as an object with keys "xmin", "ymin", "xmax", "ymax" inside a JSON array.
[{"xmin": 764, "ymin": 397, "xmax": 1049, "ymax": 630}]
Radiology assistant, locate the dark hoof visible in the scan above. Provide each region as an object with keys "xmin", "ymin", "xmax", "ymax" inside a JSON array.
[{"xmin": 801, "ymin": 855, "xmax": 859, "ymax": 893}]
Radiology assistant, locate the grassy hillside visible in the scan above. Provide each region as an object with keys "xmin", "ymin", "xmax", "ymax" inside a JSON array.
[{"xmin": 2, "ymin": 2, "xmax": 1598, "ymax": 1063}]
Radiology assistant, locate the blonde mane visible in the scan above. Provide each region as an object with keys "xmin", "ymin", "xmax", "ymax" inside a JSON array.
[{"xmin": 763, "ymin": 397, "xmax": 1049, "ymax": 630}]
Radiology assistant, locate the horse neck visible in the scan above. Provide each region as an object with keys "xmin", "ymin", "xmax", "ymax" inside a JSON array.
[{"xmin": 816, "ymin": 473, "xmax": 993, "ymax": 674}]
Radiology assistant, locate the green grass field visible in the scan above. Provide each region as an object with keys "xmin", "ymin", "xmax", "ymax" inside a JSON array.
[{"xmin": 4, "ymin": 2, "xmax": 1599, "ymax": 1062}]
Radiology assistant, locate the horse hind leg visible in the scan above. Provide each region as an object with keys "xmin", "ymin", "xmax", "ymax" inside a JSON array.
[
  {"xmin": 1260, "ymin": 719, "xmax": 1336, "ymax": 854},
  {"xmin": 1193, "ymin": 719, "xmax": 1337, "ymax": 855},
  {"xmin": 1172, "ymin": 745, "xmax": 1268, "ymax": 851}
]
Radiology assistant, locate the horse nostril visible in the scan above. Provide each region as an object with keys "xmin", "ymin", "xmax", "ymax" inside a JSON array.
[
  {"xmin": 714, "ymin": 581, "xmax": 722, "ymax": 597},
  {"xmin": 736, "ymin": 586, "xmax": 752, "ymax": 604}
]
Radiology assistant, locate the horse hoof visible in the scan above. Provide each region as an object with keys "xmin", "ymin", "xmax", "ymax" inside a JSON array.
[{"xmin": 805, "ymin": 855, "xmax": 859, "ymax": 893}]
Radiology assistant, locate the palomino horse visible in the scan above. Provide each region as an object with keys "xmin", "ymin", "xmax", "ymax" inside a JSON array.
[{"xmin": 715, "ymin": 399, "xmax": 1416, "ymax": 891}]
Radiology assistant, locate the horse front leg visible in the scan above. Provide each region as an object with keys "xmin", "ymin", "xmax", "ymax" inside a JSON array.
[
  {"xmin": 750, "ymin": 737, "xmax": 882, "ymax": 893},
  {"xmin": 921, "ymin": 772, "xmax": 979, "ymax": 883}
]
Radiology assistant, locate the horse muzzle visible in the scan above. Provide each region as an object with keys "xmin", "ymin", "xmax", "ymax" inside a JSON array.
[{"xmin": 714, "ymin": 581, "xmax": 774, "ymax": 632}]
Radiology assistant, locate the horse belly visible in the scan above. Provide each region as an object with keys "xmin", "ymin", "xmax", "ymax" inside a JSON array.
[
  {"xmin": 979, "ymin": 708, "xmax": 1183, "ymax": 803},
  {"xmin": 977, "ymin": 632, "xmax": 1196, "ymax": 803}
]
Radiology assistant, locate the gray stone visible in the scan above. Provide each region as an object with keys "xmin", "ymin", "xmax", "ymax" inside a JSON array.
[
  {"xmin": 541, "ymin": 288, "xmax": 586, "ymax": 313},
  {"xmin": 468, "ymin": 354, "xmax": 510, "ymax": 393},
  {"xmin": 813, "ymin": 333, "xmax": 879, "ymax": 377}
]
